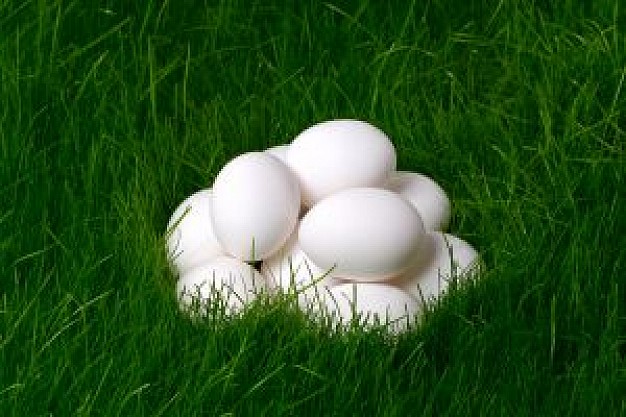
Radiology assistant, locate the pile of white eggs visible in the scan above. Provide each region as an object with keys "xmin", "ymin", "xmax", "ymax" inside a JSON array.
[{"xmin": 166, "ymin": 120, "xmax": 480, "ymax": 334}]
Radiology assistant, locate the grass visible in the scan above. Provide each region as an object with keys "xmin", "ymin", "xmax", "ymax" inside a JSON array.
[{"xmin": 1, "ymin": 0, "xmax": 625, "ymax": 415}]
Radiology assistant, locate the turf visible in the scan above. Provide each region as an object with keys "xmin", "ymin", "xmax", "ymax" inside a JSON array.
[{"xmin": 1, "ymin": 0, "xmax": 625, "ymax": 415}]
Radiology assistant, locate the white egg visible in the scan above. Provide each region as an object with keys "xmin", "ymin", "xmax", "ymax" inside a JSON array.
[
  {"xmin": 385, "ymin": 171, "xmax": 451, "ymax": 231},
  {"xmin": 265, "ymin": 144, "xmax": 289, "ymax": 164},
  {"xmin": 390, "ymin": 232, "xmax": 480, "ymax": 303},
  {"xmin": 299, "ymin": 187, "xmax": 425, "ymax": 280},
  {"xmin": 321, "ymin": 282, "xmax": 421, "ymax": 334},
  {"xmin": 261, "ymin": 230, "xmax": 339, "ymax": 309},
  {"xmin": 211, "ymin": 152, "xmax": 301, "ymax": 261},
  {"xmin": 176, "ymin": 256, "xmax": 268, "ymax": 317},
  {"xmin": 166, "ymin": 189, "xmax": 225, "ymax": 276},
  {"xmin": 265, "ymin": 144, "xmax": 310, "ymax": 218},
  {"xmin": 287, "ymin": 119, "xmax": 396, "ymax": 207}
]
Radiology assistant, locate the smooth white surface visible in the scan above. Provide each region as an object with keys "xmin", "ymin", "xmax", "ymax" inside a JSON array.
[
  {"xmin": 385, "ymin": 171, "xmax": 451, "ymax": 231},
  {"xmin": 266, "ymin": 144, "xmax": 309, "ymax": 218},
  {"xmin": 211, "ymin": 152, "xmax": 301, "ymax": 261},
  {"xmin": 166, "ymin": 189, "xmax": 225, "ymax": 276},
  {"xmin": 322, "ymin": 282, "xmax": 421, "ymax": 334},
  {"xmin": 390, "ymin": 232, "xmax": 479, "ymax": 302},
  {"xmin": 265, "ymin": 144, "xmax": 289, "ymax": 164},
  {"xmin": 298, "ymin": 187, "xmax": 425, "ymax": 280},
  {"xmin": 176, "ymin": 256, "xmax": 268, "ymax": 316},
  {"xmin": 287, "ymin": 119, "xmax": 396, "ymax": 206},
  {"xmin": 261, "ymin": 230, "xmax": 339, "ymax": 308}
]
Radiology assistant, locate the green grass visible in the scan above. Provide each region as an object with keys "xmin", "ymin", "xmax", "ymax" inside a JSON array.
[{"xmin": 1, "ymin": 0, "xmax": 625, "ymax": 415}]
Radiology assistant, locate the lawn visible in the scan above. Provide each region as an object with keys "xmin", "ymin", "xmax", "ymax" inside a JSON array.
[{"xmin": 1, "ymin": 0, "xmax": 625, "ymax": 415}]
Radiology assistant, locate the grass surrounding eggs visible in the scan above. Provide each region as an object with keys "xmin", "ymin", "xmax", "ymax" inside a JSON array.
[{"xmin": 3, "ymin": 1, "xmax": 625, "ymax": 415}]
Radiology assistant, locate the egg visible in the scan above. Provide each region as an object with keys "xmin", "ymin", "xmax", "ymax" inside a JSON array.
[
  {"xmin": 166, "ymin": 189, "xmax": 225, "ymax": 276},
  {"xmin": 389, "ymin": 232, "xmax": 480, "ymax": 303},
  {"xmin": 265, "ymin": 144, "xmax": 289, "ymax": 164},
  {"xmin": 176, "ymin": 256, "xmax": 268, "ymax": 317},
  {"xmin": 211, "ymin": 152, "xmax": 301, "ymax": 261},
  {"xmin": 385, "ymin": 171, "xmax": 451, "ymax": 231},
  {"xmin": 298, "ymin": 187, "xmax": 425, "ymax": 280},
  {"xmin": 287, "ymin": 119, "xmax": 396, "ymax": 207},
  {"xmin": 261, "ymin": 230, "xmax": 339, "ymax": 309},
  {"xmin": 265, "ymin": 144, "xmax": 311, "ymax": 218},
  {"xmin": 321, "ymin": 282, "xmax": 421, "ymax": 334}
]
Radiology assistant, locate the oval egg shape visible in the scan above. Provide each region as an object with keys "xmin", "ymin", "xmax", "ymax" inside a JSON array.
[
  {"xmin": 385, "ymin": 171, "xmax": 451, "ymax": 231},
  {"xmin": 211, "ymin": 152, "xmax": 301, "ymax": 261},
  {"xmin": 322, "ymin": 282, "xmax": 421, "ymax": 334},
  {"xmin": 176, "ymin": 256, "xmax": 269, "ymax": 317},
  {"xmin": 287, "ymin": 119, "xmax": 396, "ymax": 207},
  {"xmin": 298, "ymin": 187, "xmax": 425, "ymax": 280},
  {"xmin": 166, "ymin": 189, "xmax": 225, "ymax": 276},
  {"xmin": 262, "ymin": 230, "xmax": 339, "ymax": 309},
  {"xmin": 389, "ymin": 232, "xmax": 480, "ymax": 302}
]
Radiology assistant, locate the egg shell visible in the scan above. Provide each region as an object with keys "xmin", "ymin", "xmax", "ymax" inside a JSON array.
[
  {"xmin": 176, "ymin": 256, "xmax": 268, "ymax": 317},
  {"xmin": 389, "ymin": 232, "xmax": 479, "ymax": 303},
  {"xmin": 298, "ymin": 187, "xmax": 425, "ymax": 280},
  {"xmin": 321, "ymin": 282, "xmax": 421, "ymax": 334},
  {"xmin": 265, "ymin": 144, "xmax": 289, "ymax": 164},
  {"xmin": 261, "ymin": 230, "xmax": 339, "ymax": 309},
  {"xmin": 385, "ymin": 171, "xmax": 451, "ymax": 231},
  {"xmin": 266, "ymin": 144, "xmax": 310, "ymax": 218},
  {"xmin": 211, "ymin": 152, "xmax": 301, "ymax": 261},
  {"xmin": 287, "ymin": 119, "xmax": 396, "ymax": 207},
  {"xmin": 166, "ymin": 189, "xmax": 225, "ymax": 276}
]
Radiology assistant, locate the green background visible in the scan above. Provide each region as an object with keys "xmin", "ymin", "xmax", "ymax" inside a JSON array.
[{"xmin": 1, "ymin": 1, "xmax": 624, "ymax": 415}]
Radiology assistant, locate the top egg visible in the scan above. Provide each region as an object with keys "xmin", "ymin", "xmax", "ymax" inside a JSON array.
[
  {"xmin": 286, "ymin": 120, "xmax": 396, "ymax": 207},
  {"xmin": 211, "ymin": 152, "xmax": 301, "ymax": 261}
]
